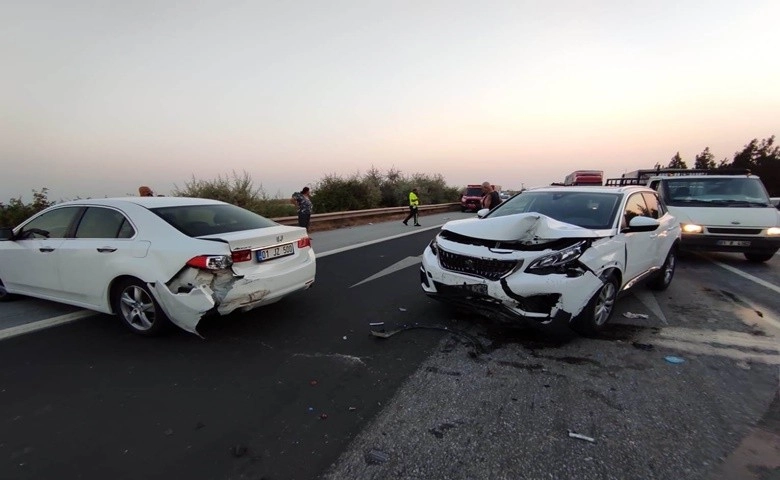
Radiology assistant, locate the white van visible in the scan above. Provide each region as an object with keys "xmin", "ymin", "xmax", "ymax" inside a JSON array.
[{"xmin": 607, "ymin": 169, "xmax": 780, "ymax": 262}]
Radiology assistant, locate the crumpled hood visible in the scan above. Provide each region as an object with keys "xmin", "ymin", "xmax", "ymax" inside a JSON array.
[{"xmin": 443, "ymin": 212, "xmax": 603, "ymax": 242}]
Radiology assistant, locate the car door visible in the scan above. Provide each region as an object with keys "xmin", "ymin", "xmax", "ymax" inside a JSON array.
[
  {"xmin": 620, "ymin": 193, "xmax": 656, "ymax": 281},
  {"xmin": 642, "ymin": 192, "xmax": 676, "ymax": 267},
  {"xmin": 1, "ymin": 206, "xmax": 82, "ymax": 297},
  {"xmin": 56, "ymin": 206, "xmax": 138, "ymax": 308}
]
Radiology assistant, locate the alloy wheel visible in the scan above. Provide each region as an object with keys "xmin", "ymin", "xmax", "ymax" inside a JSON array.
[
  {"xmin": 594, "ymin": 282, "xmax": 617, "ymax": 326},
  {"xmin": 119, "ymin": 285, "xmax": 157, "ymax": 331}
]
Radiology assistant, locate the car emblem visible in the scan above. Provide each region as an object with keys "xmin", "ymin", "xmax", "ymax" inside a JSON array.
[{"xmin": 276, "ymin": 235, "xmax": 284, "ymax": 242}]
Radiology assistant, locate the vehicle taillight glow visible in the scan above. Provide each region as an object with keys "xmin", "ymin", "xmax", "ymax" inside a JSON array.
[
  {"xmin": 231, "ymin": 250, "xmax": 252, "ymax": 263},
  {"xmin": 186, "ymin": 255, "xmax": 233, "ymax": 270},
  {"xmin": 297, "ymin": 237, "xmax": 311, "ymax": 248}
]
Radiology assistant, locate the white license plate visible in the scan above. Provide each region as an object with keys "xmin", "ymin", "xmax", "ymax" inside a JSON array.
[
  {"xmin": 716, "ymin": 240, "xmax": 751, "ymax": 247},
  {"xmin": 256, "ymin": 243, "xmax": 294, "ymax": 261}
]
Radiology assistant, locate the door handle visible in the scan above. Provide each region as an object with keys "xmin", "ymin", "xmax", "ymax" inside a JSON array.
[
  {"xmin": 97, "ymin": 247, "xmax": 117, "ymax": 253},
  {"xmin": 39, "ymin": 247, "xmax": 55, "ymax": 252}
]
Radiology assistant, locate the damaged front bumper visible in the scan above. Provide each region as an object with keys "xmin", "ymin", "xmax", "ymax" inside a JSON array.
[
  {"xmin": 420, "ymin": 247, "xmax": 601, "ymax": 327},
  {"xmin": 149, "ymin": 259, "xmax": 316, "ymax": 335}
]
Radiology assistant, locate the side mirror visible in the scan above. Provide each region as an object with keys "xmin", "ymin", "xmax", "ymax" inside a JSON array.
[
  {"xmin": 0, "ymin": 227, "xmax": 15, "ymax": 241},
  {"xmin": 477, "ymin": 208, "xmax": 489, "ymax": 219},
  {"xmin": 626, "ymin": 216, "xmax": 660, "ymax": 233}
]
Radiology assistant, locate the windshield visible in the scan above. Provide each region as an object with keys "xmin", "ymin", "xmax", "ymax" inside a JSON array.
[
  {"xmin": 151, "ymin": 204, "xmax": 278, "ymax": 237},
  {"xmin": 663, "ymin": 178, "xmax": 771, "ymax": 207},
  {"xmin": 464, "ymin": 187, "xmax": 482, "ymax": 197},
  {"xmin": 486, "ymin": 191, "xmax": 621, "ymax": 229}
]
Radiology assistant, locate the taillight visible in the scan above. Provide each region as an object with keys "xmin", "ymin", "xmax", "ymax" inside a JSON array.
[
  {"xmin": 231, "ymin": 250, "xmax": 252, "ymax": 263},
  {"xmin": 297, "ymin": 237, "xmax": 311, "ymax": 248},
  {"xmin": 186, "ymin": 255, "xmax": 233, "ymax": 270}
]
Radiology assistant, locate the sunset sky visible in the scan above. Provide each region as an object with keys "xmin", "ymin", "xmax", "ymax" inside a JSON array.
[{"xmin": 2, "ymin": 0, "xmax": 779, "ymax": 201}]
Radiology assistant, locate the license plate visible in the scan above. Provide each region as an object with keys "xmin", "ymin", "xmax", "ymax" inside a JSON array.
[
  {"xmin": 256, "ymin": 243, "xmax": 294, "ymax": 261},
  {"xmin": 458, "ymin": 283, "xmax": 488, "ymax": 295},
  {"xmin": 716, "ymin": 240, "xmax": 751, "ymax": 247}
]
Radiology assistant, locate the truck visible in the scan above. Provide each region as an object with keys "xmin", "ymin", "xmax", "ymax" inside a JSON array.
[
  {"xmin": 606, "ymin": 168, "xmax": 780, "ymax": 262},
  {"xmin": 564, "ymin": 170, "xmax": 604, "ymax": 186}
]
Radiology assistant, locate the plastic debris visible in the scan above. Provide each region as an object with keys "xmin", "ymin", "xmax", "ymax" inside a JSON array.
[
  {"xmin": 665, "ymin": 356, "xmax": 686, "ymax": 364},
  {"xmin": 631, "ymin": 342, "xmax": 654, "ymax": 351},
  {"xmin": 343, "ymin": 336, "xmax": 348, "ymax": 340},
  {"xmin": 307, "ymin": 407, "xmax": 315, "ymax": 413},
  {"xmin": 348, "ymin": 406, "xmax": 357, "ymax": 411},
  {"xmin": 320, "ymin": 413, "xmax": 328, "ymax": 420},
  {"xmin": 567, "ymin": 430, "xmax": 595, "ymax": 443},
  {"xmin": 365, "ymin": 449, "xmax": 390, "ymax": 465},
  {"xmin": 369, "ymin": 322, "xmax": 486, "ymax": 354},
  {"xmin": 310, "ymin": 380, "xmax": 318, "ymax": 386},
  {"xmin": 399, "ymin": 308, "xmax": 407, "ymax": 312},
  {"xmin": 164, "ymin": 428, "xmax": 174, "ymax": 436},
  {"xmin": 623, "ymin": 312, "xmax": 649, "ymax": 319}
]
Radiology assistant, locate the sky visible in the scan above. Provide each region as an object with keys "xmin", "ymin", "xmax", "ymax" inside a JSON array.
[{"xmin": 2, "ymin": 0, "xmax": 779, "ymax": 201}]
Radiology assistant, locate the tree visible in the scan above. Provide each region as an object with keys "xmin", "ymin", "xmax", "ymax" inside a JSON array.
[
  {"xmin": 718, "ymin": 136, "xmax": 780, "ymax": 196},
  {"xmin": 666, "ymin": 152, "xmax": 687, "ymax": 169},
  {"xmin": 694, "ymin": 147, "xmax": 716, "ymax": 170}
]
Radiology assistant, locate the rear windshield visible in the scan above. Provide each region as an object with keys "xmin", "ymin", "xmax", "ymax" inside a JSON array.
[
  {"xmin": 151, "ymin": 204, "xmax": 278, "ymax": 237},
  {"xmin": 662, "ymin": 178, "xmax": 771, "ymax": 207},
  {"xmin": 464, "ymin": 187, "xmax": 482, "ymax": 196},
  {"xmin": 486, "ymin": 191, "xmax": 621, "ymax": 229}
]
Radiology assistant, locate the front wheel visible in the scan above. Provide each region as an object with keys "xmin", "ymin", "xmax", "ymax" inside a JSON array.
[
  {"xmin": 744, "ymin": 251, "xmax": 777, "ymax": 263},
  {"xmin": 649, "ymin": 248, "xmax": 677, "ymax": 291},
  {"xmin": 113, "ymin": 278, "xmax": 170, "ymax": 336},
  {"xmin": 572, "ymin": 274, "xmax": 619, "ymax": 336}
]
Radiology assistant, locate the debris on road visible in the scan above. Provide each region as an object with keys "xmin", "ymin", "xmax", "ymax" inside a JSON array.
[
  {"xmin": 623, "ymin": 312, "xmax": 649, "ymax": 319},
  {"xmin": 342, "ymin": 336, "xmax": 348, "ymax": 340},
  {"xmin": 736, "ymin": 360, "xmax": 751, "ymax": 370},
  {"xmin": 164, "ymin": 429, "xmax": 174, "ymax": 436},
  {"xmin": 365, "ymin": 448, "xmax": 390, "ymax": 465},
  {"xmin": 310, "ymin": 380, "xmax": 318, "ymax": 386},
  {"xmin": 399, "ymin": 307, "xmax": 407, "ymax": 312},
  {"xmin": 632, "ymin": 342, "xmax": 654, "ymax": 351},
  {"xmin": 664, "ymin": 356, "xmax": 686, "ymax": 364},
  {"xmin": 368, "ymin": 322, "xmax": 485, "ymax": 354},
  {"xmin": 229, "ymin": 445, "xmax": 248, "ymax": 458},
  {"xmin": 348, "ymin": 406, "xmax": 357, "ymax": 411},
  {"xmin": 320, "ymin": 413, "xmax": 329, "ymax": 420},
  {"xmin": 567, "ymin": 430, "xmax": 596, "ymax": 443}
]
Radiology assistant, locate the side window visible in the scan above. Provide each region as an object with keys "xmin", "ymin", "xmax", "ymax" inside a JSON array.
[
  {"xmin": 75, "ymin": 207, "xmax": 135, "ymax": 239},
  {"xmin": 622, "ymin": 193, "xmax": 650, "ymax": 229},
  {"xmin": 19, "ymin": 207, "xmax": 81, "ymax": 239},
  {"xmin": 641, "ymin": 193, "xmax": 661, "ymax": 219}
]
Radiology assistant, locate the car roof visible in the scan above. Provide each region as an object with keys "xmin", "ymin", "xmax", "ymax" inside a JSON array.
[
  {"xmin": 527, "ymin": 185, "xmax": 653, "ymax": 194},
  {"xmin": 650, "ymin": 174, "xmax": 755, "ymax": 180},
  {"xmin": 52, "ymin": 197, "xmax": 227, "ymax": 209}
]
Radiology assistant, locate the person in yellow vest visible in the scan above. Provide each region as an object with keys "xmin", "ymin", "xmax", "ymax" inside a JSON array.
[{"xmin": 402, "ymin": 187, "xmax": 421, "ymax": 226}]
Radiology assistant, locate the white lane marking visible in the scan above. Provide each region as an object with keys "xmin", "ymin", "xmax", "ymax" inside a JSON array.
[
  {"xmin": 634, "ymin": 290, "xmax": 668, "ymax": 325},
  {"xmin": 316, "ymin": 224, "xmax": 442, "ymax": 258},
  {"xmin": 350, "ymin": 255, "xmax": 423, "ymax": 288},
  {"xmin": 0, "ymin": 310, "xmax": 99, "ymax": 341},
  {"xmin": 655, "ymin": 327, "xmax": 780, "ymax": 352},
  {"xmin": 708, "ymin": 258, "xmax": 780, "ymax": 296}
]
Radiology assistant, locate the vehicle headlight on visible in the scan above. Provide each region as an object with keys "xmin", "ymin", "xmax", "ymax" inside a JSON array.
[
  {"xmin": 768, "ymin": 227, "xmax": 780, "ymax": 236},
  {"xmin": 527, "ymin": 240, "xmax": 588, "ymax": 274},
  {"xmin": 681, "ymin": 223, "xmax": 703, "ymax": 234}
]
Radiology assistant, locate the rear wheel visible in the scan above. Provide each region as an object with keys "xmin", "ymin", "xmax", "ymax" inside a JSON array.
[
  {"xmin": 113, "ymin": 278, "xmax": 170, "ymax": 336},
  {"xmin": 572, "ymin": 274, "xmax": 619, "ymax": 336},
  {"xmin": 649, "ymin": 248, "xmax": 677, "ymax": 291},
  {"xmin": 744, "ymin": 251, "xmax": 776, "ymax": 263}
]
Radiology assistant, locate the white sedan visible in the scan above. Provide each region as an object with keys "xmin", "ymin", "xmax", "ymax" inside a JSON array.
[
  {"xmin": 420, "ymin": 186, "xmax": 681, "ymax": 335},
  {"xmin": 0, "ymin": 197, "xmax": 316, "ymax": 336}
]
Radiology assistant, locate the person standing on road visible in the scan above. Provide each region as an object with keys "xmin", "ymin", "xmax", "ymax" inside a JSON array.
[
  {"xmin": 291, "ymin": 186, "xmax": 313, "ymax": 231},
  {"xmin": 481, "ymin": 181, "xmax": 501, "ymax": 210},
  {"xmin": 403, "ymin": 187, "xmax": 421, "ymax": 226}
]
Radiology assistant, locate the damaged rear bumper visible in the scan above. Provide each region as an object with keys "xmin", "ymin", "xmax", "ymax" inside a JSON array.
[{"xmin": 149, "ymin": 259, "xmax": 316, "ymax": 334}]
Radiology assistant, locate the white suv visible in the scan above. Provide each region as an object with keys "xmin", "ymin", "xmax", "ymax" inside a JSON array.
[{"xmin": 420, "ymin": 186, "xmax": 681, "ymax": 335}]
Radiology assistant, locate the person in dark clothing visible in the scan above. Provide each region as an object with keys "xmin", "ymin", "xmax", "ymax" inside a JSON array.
[
  {"xmin": 481, "ymin": 182, "xmax": 501, "ymax": 210},
  {"xmin": 291, "ymin": 187, "xmax": 313, "ymax": 231}
]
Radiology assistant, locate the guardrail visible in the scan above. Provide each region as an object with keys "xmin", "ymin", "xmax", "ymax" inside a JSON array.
[{"xmin": 272, "ymin": 203, "xmax": 462, "ymax": 231}]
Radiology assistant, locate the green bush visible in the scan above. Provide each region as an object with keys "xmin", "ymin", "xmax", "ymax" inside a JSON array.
[{"xmin": 0, "ymin": 188, "xmax": 54, "ymax": 228}]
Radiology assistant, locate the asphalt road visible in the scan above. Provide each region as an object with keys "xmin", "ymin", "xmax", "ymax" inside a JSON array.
[{"xmin": 1, "ymin": 214, "xmax": 778, "ymax": 480}]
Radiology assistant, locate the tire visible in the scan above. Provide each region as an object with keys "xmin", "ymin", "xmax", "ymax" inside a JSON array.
[
  {"xmin": 744, "ymin": 251, "xmax": 776, "ymax": 263},
  {"xmin": 0, "ymin": 279, "xmax": 18, "ymax": 302},
  {"xmin": 649, "ymin": 248, "xmax": 677, "ymax": 291},
  {"xmin": 112, "ymin": 278, "xmax": 170, "ymax": 336},
  {"xmin": 572, "ymin": 273, "xmax": 619, "ymax": 336}
]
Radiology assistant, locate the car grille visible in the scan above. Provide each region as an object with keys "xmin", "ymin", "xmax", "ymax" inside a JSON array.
[
  {"xmin": 438, "ymin": 250, "xmax": 519, "ymax": 281},
  {"xmin": 707, "ymin": 228, "xmax": 763, "ymax": 235}
]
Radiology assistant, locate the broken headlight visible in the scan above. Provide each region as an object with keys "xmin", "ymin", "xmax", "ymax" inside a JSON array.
[
  {"xmin": 526, "ymin": 240, "xmax": 587, "ymax": 275},
  {"xmin": 429, "ymin": 238, "xmax": 439, "ymax": 256}
]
